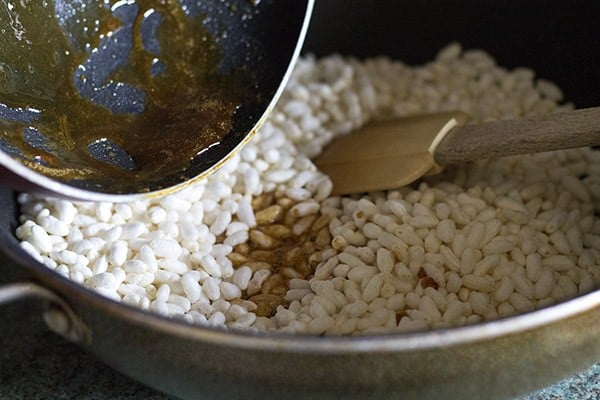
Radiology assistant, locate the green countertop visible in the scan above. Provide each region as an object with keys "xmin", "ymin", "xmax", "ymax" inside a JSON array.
[{"xmin": 1, "ymin": 301, "xmax": 598, "ymax": 399}]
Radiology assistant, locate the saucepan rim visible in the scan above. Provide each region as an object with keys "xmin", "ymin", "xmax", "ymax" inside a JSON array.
[{"xmin": 3, "ymin": 217, "xmax": 599, "ymax": 354}]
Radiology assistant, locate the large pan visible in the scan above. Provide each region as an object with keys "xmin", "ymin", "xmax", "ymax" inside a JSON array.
[{"xmin": 1, "ymin": 2, "xmax": 600, "ymax": 399}]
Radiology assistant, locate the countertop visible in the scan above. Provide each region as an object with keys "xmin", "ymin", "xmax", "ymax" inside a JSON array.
[{"xmin": 1, "ymin": 299, "xmax": 598, "ymax": 399}]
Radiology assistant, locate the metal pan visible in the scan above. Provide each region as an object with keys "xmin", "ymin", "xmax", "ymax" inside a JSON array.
[{"xmin": 1, "ymin": 1, "xmax": 599, "ymax": 399}]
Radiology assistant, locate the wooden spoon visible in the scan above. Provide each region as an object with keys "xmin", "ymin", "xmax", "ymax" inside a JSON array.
[{"xmin": 314, "ymin": 108, "xmax": 600, "ymax": 195}]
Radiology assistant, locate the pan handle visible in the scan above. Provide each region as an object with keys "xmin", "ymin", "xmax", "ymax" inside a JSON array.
[{"xmin": 0, "ymin": 281, "xmax": 91, "ymax": 345}]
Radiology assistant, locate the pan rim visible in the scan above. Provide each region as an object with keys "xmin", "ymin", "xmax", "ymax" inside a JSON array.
[{"xmin": 5, "ymin": 238, "xmax": 599, "ymax": 354}]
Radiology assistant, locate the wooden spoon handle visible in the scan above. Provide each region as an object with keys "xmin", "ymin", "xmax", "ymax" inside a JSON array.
[{"xmin": 434, "ymin": 107, "xmax": 600, "ymax": 165}]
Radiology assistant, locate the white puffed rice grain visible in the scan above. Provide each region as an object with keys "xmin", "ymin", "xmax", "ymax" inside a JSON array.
[{"xmin": 16, "ymin": 45, "xmax": 600, "ymax": 335}]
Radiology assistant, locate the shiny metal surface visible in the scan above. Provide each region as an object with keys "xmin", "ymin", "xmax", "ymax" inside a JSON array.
[{"xmin": 0, "ymin": 281, "xmax": 91, "ymax": 344}]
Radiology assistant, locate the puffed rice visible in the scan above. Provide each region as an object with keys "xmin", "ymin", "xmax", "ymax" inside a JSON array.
[{"xmin": 16, "ymin": 44, "xmax": 600, "ymax": 335}]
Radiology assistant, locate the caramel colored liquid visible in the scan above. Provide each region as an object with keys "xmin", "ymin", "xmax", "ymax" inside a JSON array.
[{"xmin": 0, "ymin": 0, "xmax": 253, "ymax": 193}]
